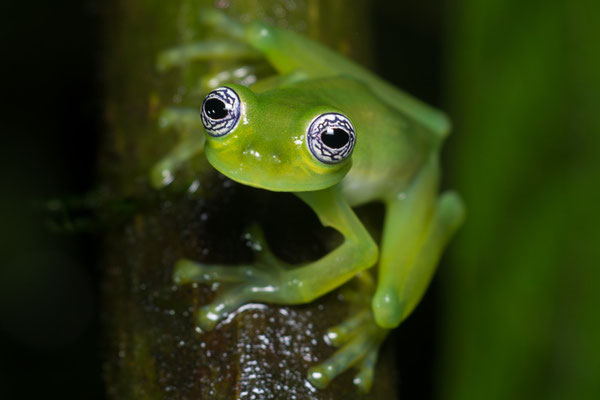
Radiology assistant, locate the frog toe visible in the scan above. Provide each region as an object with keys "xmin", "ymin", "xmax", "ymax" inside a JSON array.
[
  {"xmin": 308, "ymin": 346, "xmax": 377, "ymax": 392},
  {"xmin": 309, "ymin": 311, "xmax": 388, "ymax": 392},
  {"xmin": 352, "ymin": 345, "xmax": 378, "ymax": 392},
  {"xmin": 174, "ymin": 259, "xmax": 266, "ymax": 285},
  {"xmin": 198, "ymin": 64, "xmax": 269, "ymax": 93},
  {"xmin": 157, "ymin": 40, "xmax": 261, "ymax": 72},
  {"xmin": 325, "ymin": 309, "xmax": 371, "ymax": 346},
  {"xmin": 195, "ymin": 285, "xmax": 252, "ymax": 331}
]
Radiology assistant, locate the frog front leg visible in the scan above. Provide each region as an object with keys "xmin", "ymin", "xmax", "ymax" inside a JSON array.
[
  {"xmin": 174, "ymin": 186, "xmax": 378, "ymax": 332},
  {"xmin": 150, "ymin": 107, "xmax": 205, "ymax": 188}
]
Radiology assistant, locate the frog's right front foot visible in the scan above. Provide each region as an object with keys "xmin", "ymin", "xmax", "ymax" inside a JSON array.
[
  {"xmin": 174, "ymin": 258, "xmax": 285, "ymax": 331},
  {"xmin": 174, "ymin": 225, "xmax": 291, "ymax": 331}
]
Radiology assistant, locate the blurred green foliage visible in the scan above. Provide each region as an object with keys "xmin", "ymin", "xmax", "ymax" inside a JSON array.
[{"xmin": 440, "ymin": 0, "xmax": 600, "ymax": 399}]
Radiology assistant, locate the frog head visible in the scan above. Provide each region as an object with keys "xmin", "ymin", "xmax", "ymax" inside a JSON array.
[{"xmin": 200, "ymin": 84, "xmax": 356, "ymax": 192}]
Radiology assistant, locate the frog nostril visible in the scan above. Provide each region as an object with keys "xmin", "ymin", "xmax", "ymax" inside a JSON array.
[
  {"xmin": 270, "ymin": 153, "xmax": 282, "ymax": 164},
  {"xmin": 242, "ymin": 148, "xmax": 262, "ymax": 160}
]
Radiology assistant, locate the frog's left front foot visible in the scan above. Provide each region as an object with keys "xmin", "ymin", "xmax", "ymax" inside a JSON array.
[{"xmin": 307, "ymin": 309, "xmax": 389, "ymax": 392}]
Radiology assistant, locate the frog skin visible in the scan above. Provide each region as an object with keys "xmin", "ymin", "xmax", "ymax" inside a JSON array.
[{"xmin": 152, "ymin": 11, "xmax": 465, "ymax": 392}]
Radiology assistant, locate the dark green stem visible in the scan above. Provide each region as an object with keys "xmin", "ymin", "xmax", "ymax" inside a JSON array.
[{"xmin": 100, "ymin": 1, "xmax": 395, "ymax": 398}]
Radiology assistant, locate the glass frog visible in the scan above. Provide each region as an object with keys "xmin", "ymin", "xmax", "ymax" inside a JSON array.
[{"xmin": 153, "ymin": 10, "xmax": 465, "ymax": 393}]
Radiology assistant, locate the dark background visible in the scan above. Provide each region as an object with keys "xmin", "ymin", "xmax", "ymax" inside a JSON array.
[
  {"xmin": 1, "ymin": 0, "xmax": 599, "ymax": 399},
  {"xmin": 1, "ymin": 0, "xmax": 104, "ymax": 398}
]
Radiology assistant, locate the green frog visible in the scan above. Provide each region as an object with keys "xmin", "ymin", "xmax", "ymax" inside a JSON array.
[{"xmin": 153, "ymin": 11, "xmax": 464, "ymax": 392}]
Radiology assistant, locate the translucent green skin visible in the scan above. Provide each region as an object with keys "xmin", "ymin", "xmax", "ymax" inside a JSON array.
[
  {"xmin": 163, "ymin": 16, "xmax": 465, "ymax": 393},
  {"xmin": 207, "ymin": 77, "xmax": 432, "ymax": 199}
]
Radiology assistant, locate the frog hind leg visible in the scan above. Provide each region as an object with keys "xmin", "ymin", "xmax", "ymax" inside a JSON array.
[
  {"xmin": 156, "ymin": 9, "xmax": 258, "ymax": 71},
  {"xmin": 157, "ymin": 40, "xmax": 262, "ymax": 72}
]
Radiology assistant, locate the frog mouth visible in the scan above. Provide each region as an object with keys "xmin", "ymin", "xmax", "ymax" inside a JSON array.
[{"xmin": 205, "ymin": 147, "xmax": 348, "ymax": 193}]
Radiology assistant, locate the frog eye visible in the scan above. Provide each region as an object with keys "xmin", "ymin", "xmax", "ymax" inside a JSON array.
[
  {"xmin": 306, "ymin": 113, "xmax": 356, "ymax": 164},
  {"xmin": 201, "ymin": 87, "xmax": 241, "ymax": 137}
]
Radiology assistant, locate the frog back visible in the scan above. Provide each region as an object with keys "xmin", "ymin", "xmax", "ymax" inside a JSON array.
[{"xmin": 245, "ymin": 21, "xmax": 450, "ymax": 138}]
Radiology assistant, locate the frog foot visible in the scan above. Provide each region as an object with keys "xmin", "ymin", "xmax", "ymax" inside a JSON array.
[
  {"xmin": 174, "ymin": 255, "xmax": 294, "ymax": 331},
  {"xmin": 307, "ymin": 309, "xmax": 389, "ymax": 392},
  {"xmin": 174, "ymin": 224, "xmax": 291, "ymax": 331}
]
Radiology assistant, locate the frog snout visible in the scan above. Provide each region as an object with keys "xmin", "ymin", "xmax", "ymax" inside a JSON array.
[
  {"xmin": 269, "ymin": 152, "xmax": 283, "ymax": 165},
  {"xmin": 241, "ymin": 143, "xmax": 286, "ymax": 166}
]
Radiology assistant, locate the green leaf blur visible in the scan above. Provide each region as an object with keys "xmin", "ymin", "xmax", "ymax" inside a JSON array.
[{"xmin": 439, "ymin": 0, "xmax": 600, "ymax": 399}]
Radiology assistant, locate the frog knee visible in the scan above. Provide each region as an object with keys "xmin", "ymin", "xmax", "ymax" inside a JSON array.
[{"xmin": 372, "ymin": 287, "xmax": 403, "ymax": 329}]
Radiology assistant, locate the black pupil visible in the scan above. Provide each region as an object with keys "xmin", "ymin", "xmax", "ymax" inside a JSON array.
[
  {"xmin": 204, "ymin": 98, "xmax": 228, "ymax": 119},
  {"xmin": 321, "ymin": 128, "xmax": 350, "ymax": 149}
]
